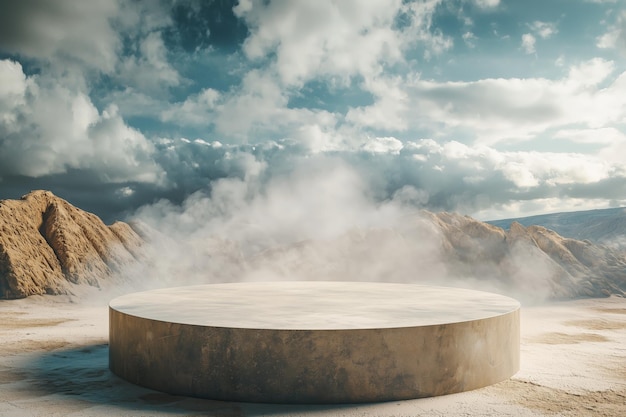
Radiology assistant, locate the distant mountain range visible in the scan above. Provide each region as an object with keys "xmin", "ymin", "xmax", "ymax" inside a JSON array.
[
  {"xmin": 487, "ymin": 207, "xmax": 626, "ymax": 248},
  {"xmin": 1, "ymin": 191, "xmax": 625, "ymax": 300}
]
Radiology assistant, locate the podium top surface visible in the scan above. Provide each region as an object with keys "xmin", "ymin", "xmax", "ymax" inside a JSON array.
[{"xmin": 109, "ymin": 281, "xmax": 520, "ymax": 330}]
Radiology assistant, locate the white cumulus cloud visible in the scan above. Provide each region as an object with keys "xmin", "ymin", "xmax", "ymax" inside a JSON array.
[
  {"xmin": 235, "ymin": 0, "xmax": 405, "ymax": 86},
  {"xmin": 161, "ymin": 88, "xmax": 221, "ymax": 126},
  {"xmin": 347, "ymin": 58, "xmax": 625, "ymax": 145},
  {"xmin": 473, "ymin": 0, "xmax": 500, "ymax": 8},
  {"xmin": 596, "ymin": 10, "xmax": 626, "ymax": 53},
  {"xmin": 0, "ymin": 59, "xmax": 164, "ymax": 183},
  {"xmin": 521, "ymin": 33, "xmax": 536, "ymax": 54},
  {"xmin": 528, "ymin": 21, "xmax": 558, "ymax": 39}
]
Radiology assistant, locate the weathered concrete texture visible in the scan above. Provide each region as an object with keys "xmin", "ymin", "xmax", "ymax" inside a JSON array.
[{"xmin": 109, "ymin": 282, "xmax": 520, "ymax": 404}]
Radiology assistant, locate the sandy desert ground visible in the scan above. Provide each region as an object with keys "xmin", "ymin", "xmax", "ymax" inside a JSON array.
[{"xmin": 0, "ymin": 291, "xmax": 624, "ymax": 417}]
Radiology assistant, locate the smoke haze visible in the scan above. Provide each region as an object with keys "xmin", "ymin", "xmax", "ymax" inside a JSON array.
[{"xmin": 114, "ymin": 157, "xmax": 570, "ymax": 306}]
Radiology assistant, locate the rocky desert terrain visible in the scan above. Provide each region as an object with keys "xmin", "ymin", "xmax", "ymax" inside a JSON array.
[
  {"xmin": 0, "ymin": 191, "xmax": 625, "ymax": 416},
  {"xmin": 2, "ymin": 191, "xmax": 625, "ymax": 301},
  {"xmin": 0, "ymin": 191, "xmax": 143, "ymax": 299}
]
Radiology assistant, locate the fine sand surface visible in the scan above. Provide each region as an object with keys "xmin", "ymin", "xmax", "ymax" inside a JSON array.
[{"xmin": 0, "ymin": 291, "xmax": 625, "ymax": 417}]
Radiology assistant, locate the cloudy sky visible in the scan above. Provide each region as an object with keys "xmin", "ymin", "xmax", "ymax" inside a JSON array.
[{"xmin": 0, "ymin": 0, "xmax": 625, "ymax": 223}]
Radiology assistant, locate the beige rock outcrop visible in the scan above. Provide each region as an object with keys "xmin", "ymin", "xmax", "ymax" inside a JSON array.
[
  {"xmin": 0, "ymin": 191, "xmax": 144, "ymax": 299},
  {"xmin": 1, "ymin": 190, "xmax": 624, "ymax": 301},
  {"xmin": 429, "ymin": 213, "xmax": 626, "ymax": 299}
]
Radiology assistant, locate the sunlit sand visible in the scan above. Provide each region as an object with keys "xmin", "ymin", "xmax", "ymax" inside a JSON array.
[{"xmin": 1, "ymin": 290, "xmax": 624, "ymax": 416}]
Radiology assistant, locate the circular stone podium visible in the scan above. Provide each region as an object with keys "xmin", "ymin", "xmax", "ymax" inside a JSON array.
[{"xmin": 109, "ymin": 282, "xmax": 519, "ymax": 404}]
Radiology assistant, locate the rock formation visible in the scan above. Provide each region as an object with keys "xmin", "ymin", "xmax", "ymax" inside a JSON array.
[
  {"xmin": 0, "ymin": 191, "xmax": 144, "ymax": 299},
  {"xmin": 1, "ymin": 190, "xmax": 624, "ymax": 301},
  {"xmin": 248, "ymin": 211, "xmax": 626, "ymax": 301},
  {"xmin": 425, "ymin": 212, "xmax": 626, "ymax": 299}
]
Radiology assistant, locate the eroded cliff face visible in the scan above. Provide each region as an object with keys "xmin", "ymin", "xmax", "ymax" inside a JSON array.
[
  {"xmin": 0, "ymin": 191, "xmax": 143, "ymax": 299},
  {"xmin": 428, "ymin": 212, "xmax": 626, "ymax": 299},
  {"xmin": 1, "ymin": 191, "xmax": 624, "ymax": 301}
]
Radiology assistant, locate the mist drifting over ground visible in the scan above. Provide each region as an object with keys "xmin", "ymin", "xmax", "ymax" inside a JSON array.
[{"xmin": 119, "ymin": 155, "xmax": 581, "ymax": 305}]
